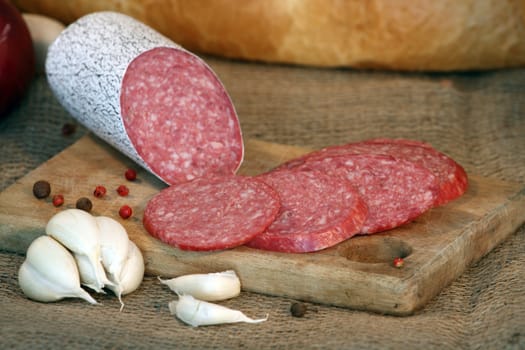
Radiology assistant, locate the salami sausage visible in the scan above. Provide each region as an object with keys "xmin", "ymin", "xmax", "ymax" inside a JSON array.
[
  {"xmin": 284, "ymin": 154, "xmax": 439, "ymax": 234},
  {"xmin": 46, "ymin": 12, "xmax": 243, "ymax": 185},
  {"xmin": 281, "ymin": 138, "xmax": 467, "ymax": 206},
  {"xmin": 143, "ymin": 175, "xmax": 281, "ymax": 251},
  {"xmin": 246, "ymin": 169, "xmax": 368, "ymax": 253}
]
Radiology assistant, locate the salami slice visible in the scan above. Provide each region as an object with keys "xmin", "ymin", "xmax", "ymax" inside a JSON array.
[
  {"xmin": 361, "ymin": 139, "xmax": 468, "ymax": 206},
  {"xmin": 281, "ymin": 138, "xmax": 467, "ymax": 206},
  {"xmin": 46, "ymin": 12, "xmax": 243, "ymax": 185},
  {"xmin": 143, "ymin": 175, "xmax": 281, "ymax": 251},
  {"xmin": 246, "ymin": 169, "xmax": 368, "ymax": 253},
  {"xmin": 285, "ymin": 154, "xmax": 439, "ymax": 234}
]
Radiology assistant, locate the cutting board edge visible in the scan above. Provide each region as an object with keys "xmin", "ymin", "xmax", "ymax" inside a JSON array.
[{"xmin": 394, "ymin": 187, "xmax": 525, "ymax": 315}]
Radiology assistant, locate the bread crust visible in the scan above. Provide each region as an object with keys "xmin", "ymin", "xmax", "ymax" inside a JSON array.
[{"xmin": 13, "ymin": 0, "xmax": 525, "ymax": 70}]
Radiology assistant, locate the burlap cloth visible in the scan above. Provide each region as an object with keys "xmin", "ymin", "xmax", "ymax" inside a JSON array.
[{"xmin": 1, "ymin": 57, "xmax": 524, "ymax": 349}]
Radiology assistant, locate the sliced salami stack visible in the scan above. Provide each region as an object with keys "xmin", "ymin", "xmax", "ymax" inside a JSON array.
[
  {"xmin": 144, "ymin": 139, "xmax": 468, "ymax": 253},
  {"xmin": 280, "ymin": 138, "xmax": 468, "ymax": 207},
  {"xmin": 278, "ymin": 154, "xmax": 440, "ymax": 234}
]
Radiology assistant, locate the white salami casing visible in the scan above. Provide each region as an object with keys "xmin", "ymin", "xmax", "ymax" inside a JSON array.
[{"xmin": 46, "ymin": 12, "xmax": 243, "ymax": 185}]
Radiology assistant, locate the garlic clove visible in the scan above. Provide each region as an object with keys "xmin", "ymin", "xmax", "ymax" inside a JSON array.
[
  {"xmin": 168, "ymin": 295, "xmax": 268, "ymax": 327},
  {"xmin": 18, "ymin": 236, "xmax": 97, "ymax": 304},
  {"xmin": 19, "ymin": 261, "xmax": 59, "ymax": 302},
  {"xmin": 95, "ymin": 216, "xmax": 129, "ymax": 287},
  {"xmin": 106, "ymin": 240, "xmax": 144, "ymax": 310},
  {"xmin": 45, "ymin": 209, "xmax": 106, "ymax": 291},
  {"xmin": 118, "ymin": 240, "xmax": 145, "ymax": 296},
  {"xmin": 74, "ymin": 253, "xmax": 115, "ymax": 293},
  {"xmin": 45, "ymin": 209, "xmax": 99, "ymax": 253},
  {"xmin": 18, "ymin": 261, "xmax": 96, "ymax": 304},
  {"xmin": 24, "ymin": 235, "xmax": 80, "ymax": 287},
  {"xmin": 159, "ymin": 270, "xmax": 241, "ymax": 301}
]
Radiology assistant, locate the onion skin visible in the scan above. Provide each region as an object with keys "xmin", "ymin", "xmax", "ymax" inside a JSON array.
[{"xmin": 0, "ymin": 0, "xmax": 35, "ymax": 118}]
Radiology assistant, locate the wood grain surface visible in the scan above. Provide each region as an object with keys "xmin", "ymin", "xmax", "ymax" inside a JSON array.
[{"xmin": 0, "ymin": 134, "xmax": 523, "ymax": 315}]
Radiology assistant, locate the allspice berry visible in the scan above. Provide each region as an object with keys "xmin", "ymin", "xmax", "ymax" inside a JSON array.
[
  {"xmin": 33, "ymin": 180, "xmax": 51, "ymax": 199},
  {"xmin": 290, "ymin": 302, "xmax": 307, "ymax": 317},
  {"xmin": 76, "ymin": 197, "xmax": 93, "ymax": 212}
]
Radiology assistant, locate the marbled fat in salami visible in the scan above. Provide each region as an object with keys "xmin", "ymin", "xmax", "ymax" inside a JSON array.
[
  {"xmin": 143, "ymin": 175, "xmax": 281, "ymax": 251},
  {"xmin": 281, "ymin": 138, "xmax": 467, "ymax": 206},
  {"xmin": 246, "ymin": 169, "xmax": 368, "ymax": 253},
  {"xmin": 285, "ymin": 154, "xmax": 439, "ymax": 234}
]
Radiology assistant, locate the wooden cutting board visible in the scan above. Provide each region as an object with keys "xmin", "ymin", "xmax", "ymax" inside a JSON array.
[{"xmin": 1, "ymin": 134, "xmax": 524, "ymax": 315}]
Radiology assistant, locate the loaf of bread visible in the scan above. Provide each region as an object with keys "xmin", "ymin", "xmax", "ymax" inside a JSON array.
[{"xmin": 13, "ymin": 0, "xmax": 525, "ymax": 71}]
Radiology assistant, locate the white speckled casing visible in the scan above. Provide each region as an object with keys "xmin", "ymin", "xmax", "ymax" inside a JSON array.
[{"xmin": 46, "ymin": 11, "xmax": 242, "ymax": 184}]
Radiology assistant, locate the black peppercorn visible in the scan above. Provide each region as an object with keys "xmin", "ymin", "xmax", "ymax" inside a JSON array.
[
  {"xmin": 32, "ymin": 180, "xmax": 51, "ymax": 199},
  {"xmin": 76, "ymin": 197, "xmax": 93, "ymax": 212},
  {"xmin": 61, "ymin": 123, "xmax": 77, "ymax": 136},
  {"xmin": 290, "ymin": 302, "xmax": 307, "ymax": 317}
]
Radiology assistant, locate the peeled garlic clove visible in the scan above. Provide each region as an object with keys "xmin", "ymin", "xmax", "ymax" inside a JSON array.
[
  {"xmin": 95, "ymin": 216, "xmax": 129, "ymax": 286},
  {"xmin": 18, "ymin": 236, "xmax": 97, "ymax": 304},
  {"xmin": 168, "ymin": 295, "xmax": 268, "ymax": 327},
  {"xmin": 106, "ymin": 240, "xmax": 144, "ymax": 309},
  {"xmin": 74, "ymin": 253, "xmax": 115, "ymax": 293},
  {"xmin": 45, "ymin": 209, "xmax": 106, "ymax": 291},
  {"xmin": 159, "ymin": 270, "xmax": 241, "ymax": 301}
]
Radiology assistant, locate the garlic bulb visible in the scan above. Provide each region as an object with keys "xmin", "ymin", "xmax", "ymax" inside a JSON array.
[
  {"xmin": 106, "ymin": 240, "xmax": 145, "ymax": 309},
  {"xmin": 159, "ymin": 270, "xmax": 241, "ymax": 301},
  {"xmin": 18, "ymin": 235, "xmax": 96, "ymax": 304},
  {"xmin": 45, "ymin": 209, "xmax": 108, "ymax": 291},
  {"xmin": 168, "ymin": 295, "xmax": 268, "ymax": 327},
  {"xmin": 21, "ymin": 210, "xmax": 145, "ymax": 309}
]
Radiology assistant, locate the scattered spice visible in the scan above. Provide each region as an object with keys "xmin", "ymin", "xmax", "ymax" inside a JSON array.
[
  {"xmin": 393, "ymin": 257, "xmax": 404, "ymax": 268},
  {"xmin": 61, "ymin": 123, "xmax": 77, "ymax": 136},
  {"xmin": 93, "ymin": 185, "xmax": 107, "ymax": 198},
  {"xmin": 290, "ymin": 302, "xmax": 307, "ymax": 317},
  {"xmin": 116, "ymin": 185, "xmax": 129, "ymax": 197},
  {"xmin": 119, "ymin": 205, "xmax": 132, "ymax": 219},
  {"xmin": 76, "ymin": 197, "xmax": 93, "ymax": 212},
  {"xmin": 125, "ymin": 168, "xmax": 137, "ymax": 181},
  {"xmin": 32, "ymin": 180, "xmax": 51, "ymax": 199},
  {"xmin": 52, "ymin": 194, "xmax": 64, "ymax": 207}
]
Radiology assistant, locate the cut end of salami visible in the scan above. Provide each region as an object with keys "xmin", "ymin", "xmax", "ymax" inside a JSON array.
[
  {"xmin": 46, "ymin": 11, "xmax": 244, "ymax": 186},
  {"xmin": 121, "ymin": 47, "xmax": 243, "ymax": 185},
  {"xmin": 246, "ymin": 169, "xmax": 368, "ymax": 253},
  {"xmin": 143, "ymin": 175, "xmax": 281, "ymax": 251}
]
